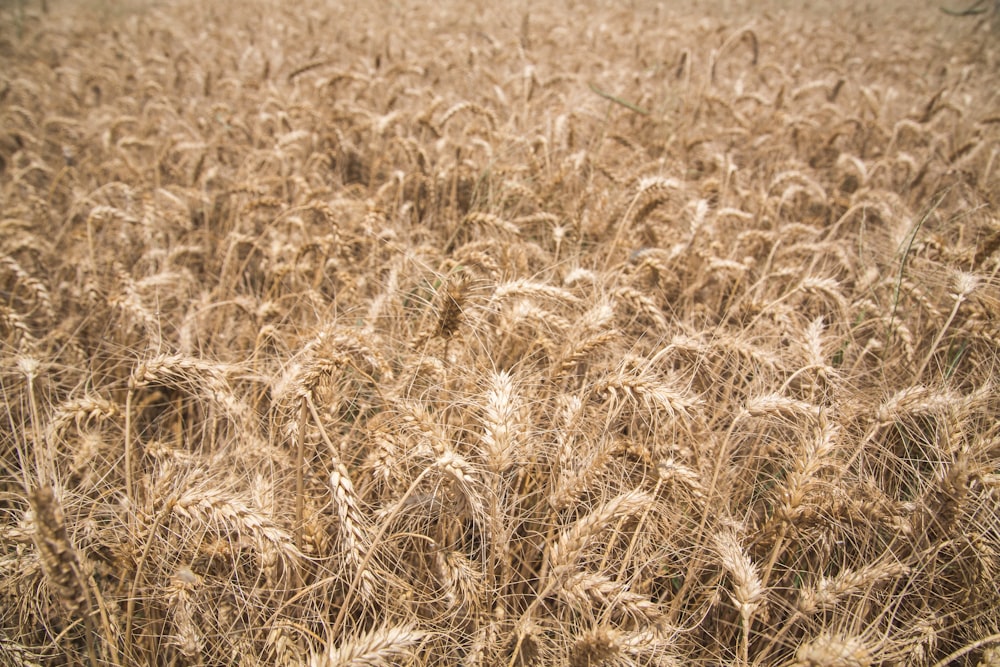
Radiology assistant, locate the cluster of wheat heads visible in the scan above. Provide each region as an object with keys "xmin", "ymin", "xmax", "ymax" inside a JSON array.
[{"xmin": 1, "ymin": 0, "xmax": 999, "ymax": 665}]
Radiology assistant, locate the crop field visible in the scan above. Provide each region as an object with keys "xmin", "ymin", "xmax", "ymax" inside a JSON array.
[{"xmin": 1, "ymin": 0, "xmax": 999, "ymax": 665}]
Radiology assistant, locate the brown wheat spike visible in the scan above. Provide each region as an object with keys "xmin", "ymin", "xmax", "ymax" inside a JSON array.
[
  {"xmin": 979, "ymin": 646, "xmax": 1000, "ymax": 667},
  {"xmin": 604, "ymin": 178, "xmax": 682, "ymax": 269},
  {"xmin": 278, "ymin": 326, "xmax": 386, "ymax": 401},
  {"xmin": 595, "ymin": 363, "xmax": 700, "ymax": 421},
  {"xmin": 742, "ymin": 393, "xmax": 821, "ymax": 422},
  {"xmin": 505, "ymin": 616, "xmax": 544, "ymax": 667},
  {"xmin": 974, "ymin": 226, "xmax": 1000, "ymax": 268},
  {"xmin": 612, "ymin": 285, "xmax": 669, "ymax": 332},
  {"xmin": 713, "ymin": 526, "xmax": 764, "ymax": 666},
  {"xmin": 47, "ymin": 395, "xmax": 119, "ymax": 437},
  {"xmin": 363, "ymin": 262, "xmax": 400, "ymax": 334},
  {"xmin": 172, "ymin": 485, "xmax": 303, "ymax": 575},
  {"xmin": 0, "ymin": 631, "xmax": 44, "ymax": 667},
  {"xmin": 433, "ymin": 547, "xmax": 483, "ymax": 612},
  {"xmin": 266, "ymin": 624, "xmax": 309, "ymax": 667},
  {"xmin": 549, "ymin": 434, "xmax": 619, "ymax": 512},
  {"xmin": 478, "ymin": 370, "xmax": 525, "ymax": 474},
  {"xmin": 0, "ymin": 254, "xmax": 53, "ymax": 319},
  {"xmin": 464, "ymin": 211, "xmax": 520, "ymax": 236},
  {"xmin": 361, "ymin": 417, "xmax": 404, "ymax": 491},
  {"xmin": 110, "ymin": 265, "xmax": 161, "ymax": 344},
  {"xmin": 550, "ymin": 395, "xmax": 585, "ymax": 497},
  {"xmin": 130, "ymin": 354, "xmax": 253, "ymax": 425},
  {"xmin": 794, "ymin": 633, "xmax": 874, "ymax": 667},
  {"xmin": 29, "ymin": 486, "xmax": 91, "ymax": 617},
  {"xmin": 874, "ymin": 384, "xmax": 954, "ymax": 426},
  {"xmin": 439, "ymin": 101, "xmax": 498, "ymax": 131},
  {"xmin": 329, "ymin": 461, "xmax": 375, "ymax": 600},
  {"xmin": 435, "ymin": 274, "xmax": 469, "ymax": 341},
  {"xmin": 896, "ymin": 613, "xmax": 940, "ymax": 667},
  {"xmin": 797, "ymin": 558, "xmax": 911, "ymax": 615},
  {"xmin": 491, "ymin": 278, "xmax": 579, "ymax": 306},
  {"xmin": 451, "ymin": 247, "xmax": 502, "ymax": 279},
  {"xmin": 563, "ymin": 267, "xmax": 600, "ymax": 287},
  {"xmin": 548, "ymin": 489, "xmax": 654, "ymax": 571},
  {"xmin": 165, "ymin": 566, "xmax": 202, "ymax": 659},
  {"xmin": 631, "ymin": 177, "xmax": 682, "ymax": 224},
  {"xmin": 568, "ymin": 627, "xmax": 621, "ymax": 667},
  {"xmin": 556, "ymin": 329, "xmax": 620, "ymax": 375},
  {"xmin": 499, "ymin": 298, "xmax": 572, "ymax": 337},
  {"xmin": 555, "ymin": 570, "xmax": 662, "ymax": 626},
  {"xmin": 0, "ymin": 304, "xmax": 36, "ymax": 349},
  {"xmin": 773, "ymin": 418, "xmax": 839, "ymax": 519},
  {"xmin": 435, "ymin": 449, "xmax": 486, "ymax": 526},
  {"xmin": 794, "ymin": 317, "xmax": 835, "ymax": 384},
  {"xmin": 311, "ymin": 624, "xmax": 426, "ymax": 667},
  {"xmin": 919, "ymin": 454, "xmax": 971, "ymax": 541},
  {"xmin": 656, "ymin": 457, "xmax": 707, "ymax": 502}
]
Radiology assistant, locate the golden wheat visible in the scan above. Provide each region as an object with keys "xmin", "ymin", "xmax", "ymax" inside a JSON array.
[{"xmin": 1, "ymin": 0, "xmax": 998, "ymax": 664}]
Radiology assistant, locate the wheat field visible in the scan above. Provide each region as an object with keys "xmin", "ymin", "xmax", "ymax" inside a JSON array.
[{"xmin": 1, "ymin": 0, "xmax": 999, "ymax": 665}]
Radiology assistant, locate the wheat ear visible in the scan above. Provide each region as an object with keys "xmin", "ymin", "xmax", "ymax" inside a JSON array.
[
  {"xmin": 29, "ymin": 486, "xmax": 99, "ymax": 665},
  {"xmin": 794, "ymin": 633, "xmax": 874, "ymax": 667},
  {"xmin": 479, "ymin": 369, "xmax": 524, "ymax": 474},
  {"xmin": 797, "ymin": 558, "xmax": 910, "ymax": 615},
  {"xmin": 548, "ymin": 489, "xmax": 654, "ymax": 572},
  {"xmin": 714, "ymin": 527, "xmax": 765, "ymax": 667},
  {"xmin": 310, "ymin": 624, "xmax": 426, "ymax": 667},
  {"xmin": 329, "ymin": 461, "xmax": 375, "ymax": 600}
]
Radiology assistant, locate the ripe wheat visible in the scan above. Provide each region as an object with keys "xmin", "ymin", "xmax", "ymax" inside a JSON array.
[{"xmin": 1, "ymin": 0, "xmax": 997, "ymax": 664}]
